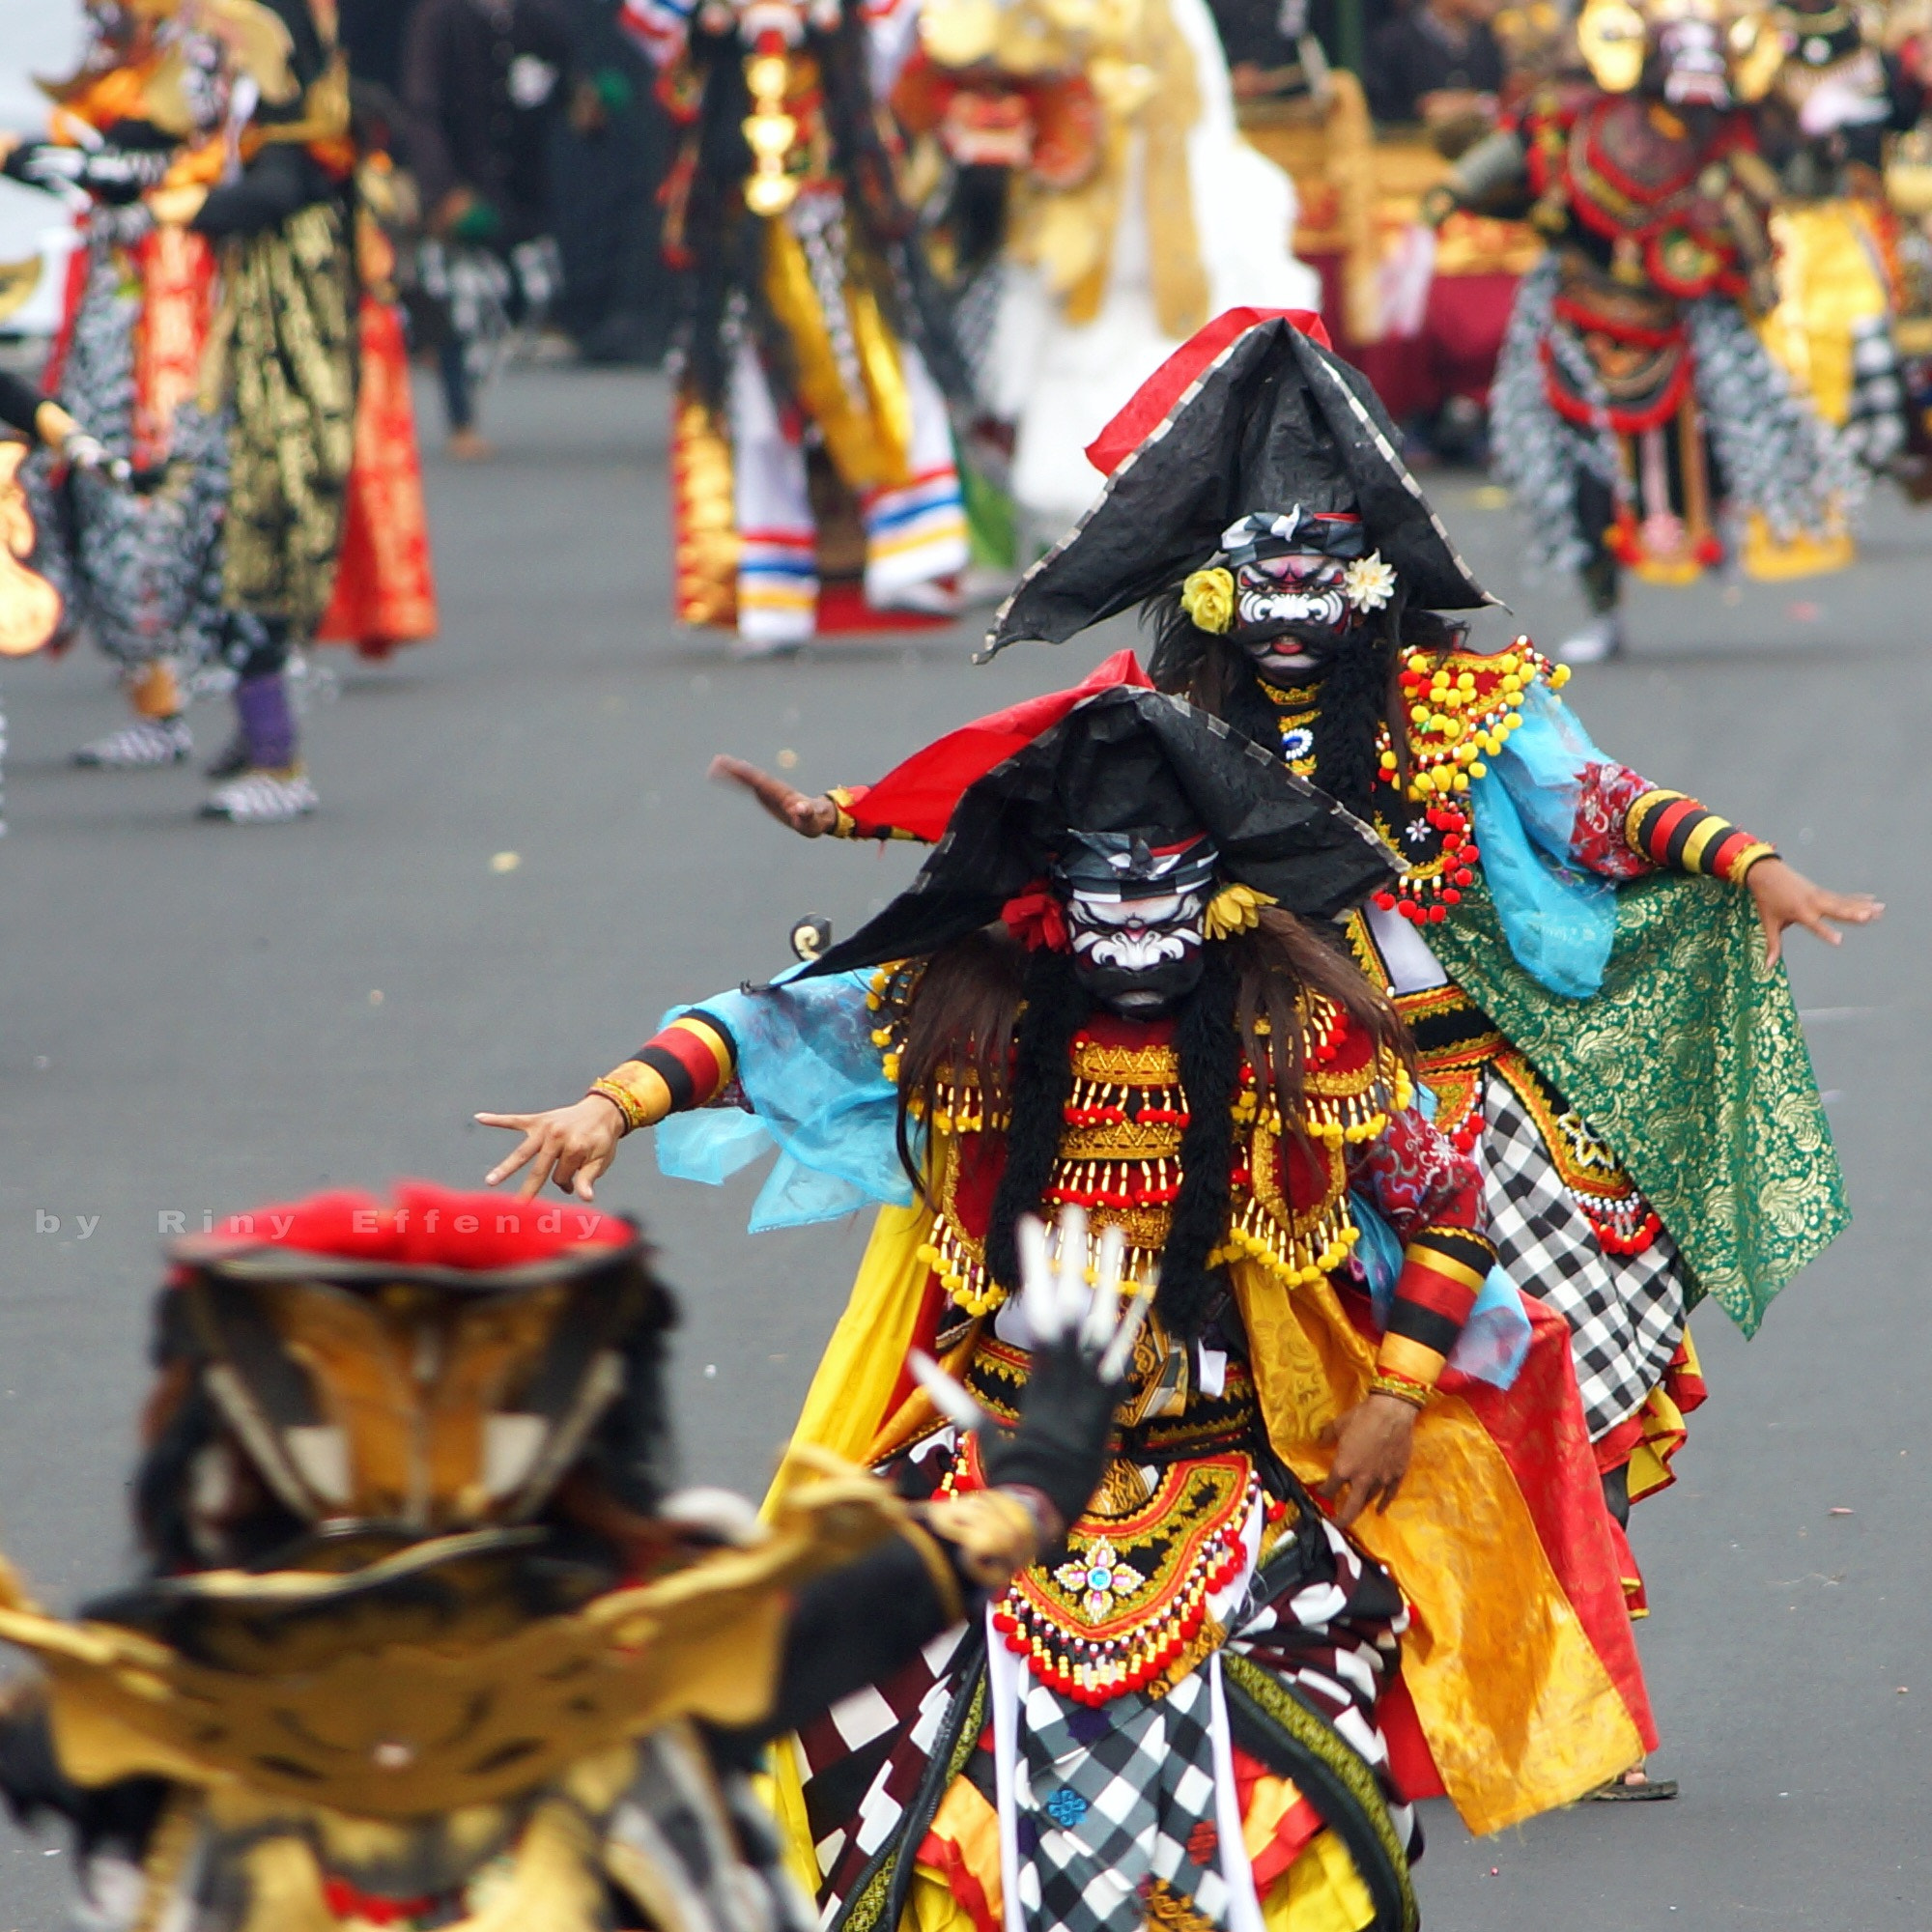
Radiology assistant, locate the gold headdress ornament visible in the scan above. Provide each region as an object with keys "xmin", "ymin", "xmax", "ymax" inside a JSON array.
[{"xmin": 1575, "ymin": 0, "xmax": 1783, "ymax": 97}]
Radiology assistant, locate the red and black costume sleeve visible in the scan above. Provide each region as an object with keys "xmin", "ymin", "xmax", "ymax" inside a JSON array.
[
  {"xmin": 826, "ymin": 784, "xmax": 929, "ymax": 841},
  {"xmin": 590, "ymin": 1009, "xmax": 739, "ymax": 1126},
  {"xmin": 1622, "ymin": 785, "xmax": 1776, "ymax": 884},
  {"xmin": 1569, "ymin": 759, "xmax": 1776, "ymax": 886},
  {"xmin": 1350, "ymin": 1107, "xmax": 1496, "ymax": 1390}
]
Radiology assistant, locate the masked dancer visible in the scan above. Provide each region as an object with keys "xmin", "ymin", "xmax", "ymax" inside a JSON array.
[
  {"xmin": 727, "ymin": 310, "xmax": 1880, "ymax": 1796},
  {"xmin": 1424, "ymin": 0, "xmax": 1853, "ymax": 662},
  {"xmin": 484, "ymin": 665, "xmax": 1659, "ymax": 1925},
  {"xmin": 891, "ymin": 0, "xmax": 1321, "ymax": 551},
  {"xmin": 3, "ymin": 0, "xmax": 232, "ymax": 770},
  {"xmin": 617, "ymin": 0, "xmax": 971, "ymax": 652}
]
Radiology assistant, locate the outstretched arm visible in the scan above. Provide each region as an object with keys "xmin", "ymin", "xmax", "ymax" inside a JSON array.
[
  {"xmin": 709, "ymin": 755, "xmax": 927, "ymax": 840},
  {"xmin": 479, "ymin": 1010, "xmax": 738, "ymax": 1200},
  {"xmin": 745, "ymin": 1208, "xmax": 1141, "ymax": 1739},
  {"xmin": 1620, "ymin": 787, "xmax": 1882, "ymax": 963},
  {"xmin": 1492, "ymin": 664, "xmax": 1884, "ymax": 961},
  {"xmin": 0, "ymin": 372, "xmax": 123, "ymax": 477}
]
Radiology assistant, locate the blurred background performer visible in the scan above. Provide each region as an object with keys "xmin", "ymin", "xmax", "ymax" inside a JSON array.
[
  {"xmin": 905, "ymin": 0, "xmax": 1322, "ymax": 548},
  {"xmin": 1429, "ymin": 0, "xmax": 1855, "ymax": 663},
  {"xmin": 1, "ymin": 0, "xmax": 231, "ymax": 772},
  {"xmin": 132, "ymin": 0, "xmax": 357, "ymax": 823},
  {"xmin": 1752, "ymin": 0, "xmax": 1922, "ymax": 495},
  {"xmin": 311, "ymin": 80, "xmax": 440, "ymax": 661},
  {"xmin": 618, "ymin": 0, "xmax": 971, "ymax": 654},
  {"xmin": 402, "ymin": 0, "xmax": 598, "ymax": 460}
]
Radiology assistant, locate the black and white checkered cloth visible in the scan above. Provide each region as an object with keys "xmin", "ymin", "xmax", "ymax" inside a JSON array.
[
  {"xmin": 1231, "ymin": 1517, "xmax": 1420, "ymax": 1864},
  {"xmin": 1480, "ymin": 1074, "xmax": 1687, "ymax": 1439},
  {"xmin": 1016, "ymin": 1668, "xmax": 1223, "ymax": 1932}
]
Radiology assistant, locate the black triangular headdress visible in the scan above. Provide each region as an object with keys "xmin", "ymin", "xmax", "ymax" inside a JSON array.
[
  {"xmin": 802, "ymin": 680, "xmax": 1399, "ymax": 978},
  {"xmin": 982, "ymin": 311, "xmax": 1496, "ymax": 657}
]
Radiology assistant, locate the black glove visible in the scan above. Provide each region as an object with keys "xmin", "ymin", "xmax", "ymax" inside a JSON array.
[
  {"xmin": 981, "ymin": 1322, "xmax": 1124, "ymax": 1534},
  {"xmin": 978, "ymin": 1210, "xmax": 1146, "ymax": 1533}
]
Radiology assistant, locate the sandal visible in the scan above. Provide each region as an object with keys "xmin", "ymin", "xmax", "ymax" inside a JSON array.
[{"xmin": 1585, "ymin": 1765, "xmax": 1678, "ymax": 1802}]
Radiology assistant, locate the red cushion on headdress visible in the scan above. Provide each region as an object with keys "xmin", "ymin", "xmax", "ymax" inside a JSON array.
[
  {"xmin": 849, "ymin": 648, "xmax": 1152, "ymax": 844},
  {"xmin": 1083, "ymin": 309, "xmax": 1333, "ymax": 480},
  {"xmin": 194, "ymin": 1181, "xmax": 632, "ymax": 1272}
]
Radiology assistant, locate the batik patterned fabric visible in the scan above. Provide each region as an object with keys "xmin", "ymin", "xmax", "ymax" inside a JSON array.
[
  {"xmin": 1426, "ymin": 871, "xmax": 1846, "ymax": 1339},
  {"xmin": 220, "ymin": 201, "xmax": 356, "ymax": 630},
  {"xmin": 26, "ymin": 222, "xmax": 229, "ymax": 668},
  {"xmin": 1480, "ymin": 1075, "xmax": 1685, "ymax": 1439}
]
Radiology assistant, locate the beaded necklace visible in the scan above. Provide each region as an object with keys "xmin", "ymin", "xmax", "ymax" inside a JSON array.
[{"xmin": 1262, "ymin": 639, "xmax": 1569, "ymax": 926}]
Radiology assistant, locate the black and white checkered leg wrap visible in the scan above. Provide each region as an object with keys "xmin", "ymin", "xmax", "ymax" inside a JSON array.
[
  {"xmin": 1480, "ymin": 1074, "xmax": 1687, "ymax": 1439},
  {"xmin": 1840, "ymin": 316, "xmax": 1907, "ymax": 473},
  {"xmin": 797, "ymin": 1621, "xmax": 974, "ymax": 1901},
  {"xmin": 1233, "ymin": 1517, "xmax": 1420, "ymax": 1862},
  {"xmin": 1016, "ymin": 1669, "xmax": 1223, "ymax": 1932}
]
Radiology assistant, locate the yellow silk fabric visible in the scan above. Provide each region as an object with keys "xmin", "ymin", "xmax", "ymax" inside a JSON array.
[
  {"xmin": 1230, "ymin": 1260, "xmax": 1641, "ymax": 1833},
  {"xmin": 1262, "ymin": 1830, "xmax": 1377, "ymax": 1932},
  {"xmin": 1628, "ymin": 1323, "xmax": 1701, "ymax": 1505},
  {"xmin": 766, "ymin": 1179, "xmax": 949, "ymax": 1486},
  {"xmin": 1759, "ymin": 201, "xmax": 1890, "ymax": 430},
  {"xmin": 760, "ymin": 218, "xmax": 912, "ymax": 493}
]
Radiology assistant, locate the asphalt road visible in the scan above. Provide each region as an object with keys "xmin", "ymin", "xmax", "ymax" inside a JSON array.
[{"xmin": 0, "ymin": 366, "xmax": 1925, "ymax": 1928}]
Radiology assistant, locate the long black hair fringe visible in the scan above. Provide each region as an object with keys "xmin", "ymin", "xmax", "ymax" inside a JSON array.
[
  {"xmin": 1308, "ymin": 616, "xmax": 1397, "ymax": 818},
  {"xmin": 1146, "ymin": 590, "xmax": 1476, "ymax": 812},
  {"xmin": 982, "ymin": 951, "xmax": 1090, "ymax": 1297},
  {"xmin": 1157, "ymin": 948, "xmax": 1242, "ymax": 1337}
]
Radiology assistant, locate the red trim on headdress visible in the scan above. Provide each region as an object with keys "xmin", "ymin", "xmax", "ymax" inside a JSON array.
[
  {"xmin": 183, "ymin": 1181, "xmax": 632, "ymax": 1273},
  {"xmin": 845, "ymin": 648, "xmax": 1152, "ymax": 844},
  {"xmin": 1083, "ymin": 309, "xmax": 1333, "ymax": 480}
]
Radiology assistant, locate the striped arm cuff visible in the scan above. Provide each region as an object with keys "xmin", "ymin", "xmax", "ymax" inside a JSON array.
[
  {"xmin": 1625, "ymin": 788, "xmax": 1776, "ymax": 884},
  {"xmin": 1380, "ymin": 1229, "xmax": 1494, "ymax": 1388},
  {"xmin": 609, "ymin": 1010, "xmax": 737, "ymax": 1119}
]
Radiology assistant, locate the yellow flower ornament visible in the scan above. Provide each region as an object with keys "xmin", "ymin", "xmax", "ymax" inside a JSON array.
[
  {"xmin": 1180, "ymin": 567, "xmax": 1236, "ymax": 634},
  {"xmin": 1204, "ymin": 882, "xmax": 1277, "ymax": 938}
]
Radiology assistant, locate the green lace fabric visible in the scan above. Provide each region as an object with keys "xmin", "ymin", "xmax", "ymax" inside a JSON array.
[{"xmin": 1425, "ymin": 871, "xmax": 1847, "ymax": 1336}]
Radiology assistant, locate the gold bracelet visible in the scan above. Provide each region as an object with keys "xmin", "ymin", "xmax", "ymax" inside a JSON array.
[
  {"xmin": 587, "ymin": 1063, "xmax": 668, "ymax": 1133},
  {"xmin": 1369, "ymin": 1371, "xmax": 1434, "ymax": 1410}
]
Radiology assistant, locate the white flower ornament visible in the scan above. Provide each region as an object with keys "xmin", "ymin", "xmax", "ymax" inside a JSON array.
[{"xmin": 1343, "ymin": 552, "xmax": 1397, "ymax": 613}]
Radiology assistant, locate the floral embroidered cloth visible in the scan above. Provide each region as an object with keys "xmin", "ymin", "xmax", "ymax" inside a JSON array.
[{"xmin": 1426, "ymin": 870, "xmax": 1846, "ymax": 1336}]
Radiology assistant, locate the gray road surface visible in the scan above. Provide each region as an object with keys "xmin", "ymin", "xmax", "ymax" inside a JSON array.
[{"xmin": 0, "ymin": 368, "xmax": 1924, "ymax": 1927}]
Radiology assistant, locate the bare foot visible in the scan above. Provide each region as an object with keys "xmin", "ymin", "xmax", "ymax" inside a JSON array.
[{"xmin": 447, "ymin": 429, "xmax": 496, "ymax": 462}]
